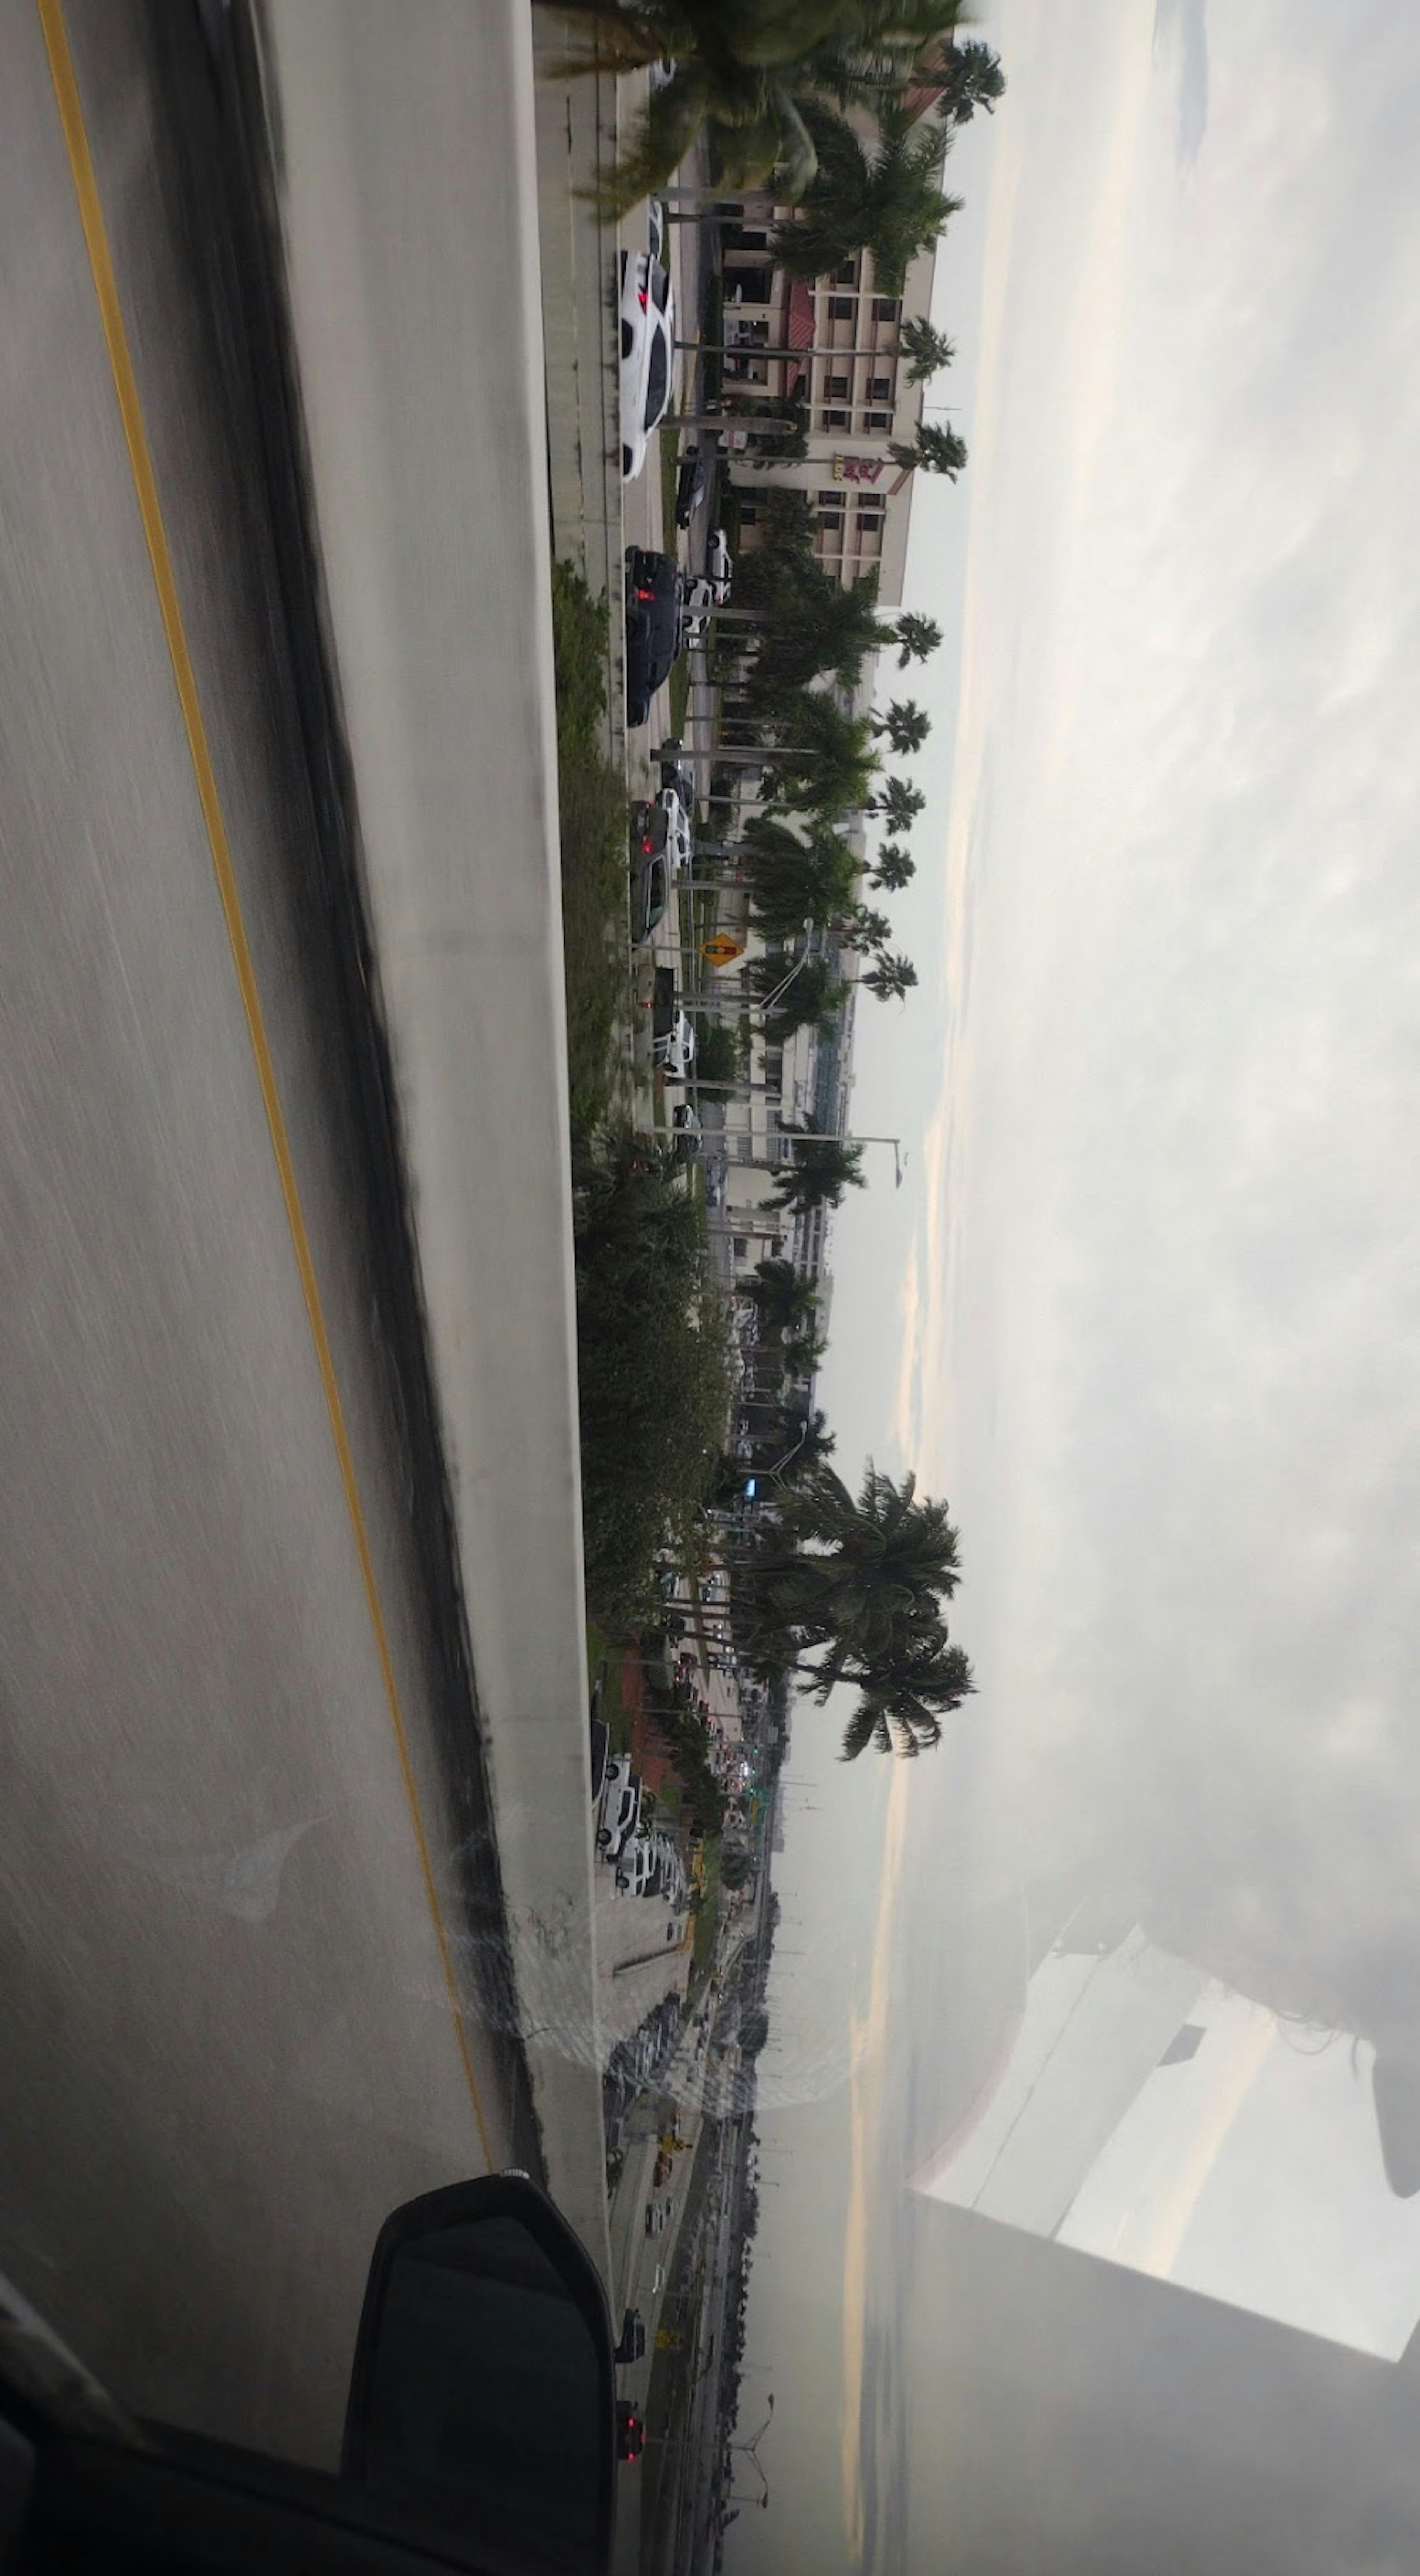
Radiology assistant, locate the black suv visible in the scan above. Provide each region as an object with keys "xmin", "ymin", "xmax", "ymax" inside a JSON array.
[{"xmin": 625, "ymin": 547, "xmax": 681, "ymax": 727}]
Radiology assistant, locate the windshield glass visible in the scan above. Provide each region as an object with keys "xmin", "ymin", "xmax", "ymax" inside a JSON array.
[{"xmin": 4, "ymin": 8, "xmax": 1419, "ymax": 2576}]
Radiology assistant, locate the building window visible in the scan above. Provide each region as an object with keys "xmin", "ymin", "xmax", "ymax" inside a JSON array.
[
  {"xmin": 857, "ymin": 508, "xmax": 883, "ymax": 533},
  {"xmin": 825, "ymin": 372, "xmax": 850, "ymax": 399},
  {"xmin": 869, "ymin": 375, "xmax": 893, "ymax": 401},
  {"xmin": 738, "ymin": 502, "xmax": 759, "ymax": 527},
  {"xmin": 817, "ymin": 488, "xmax": 843, "ymax": 507},
  {"xmin": 832, "ymin": 258, "xmax": 859, "ymax": 285},
  {"xmin": 817, "ymin": 508, "xmax": 844, "ymax": 533},
  {"xmin": 733, "ymin": 1238, "xmax": 749, "ymax": 1262},
  {"xmin": 828, "ymin": 295, "xmax": 855, "ymax": 322},
  {"xmin": 872, "ymin": 296, "xmax": 900, "ymax": 323},
  {"xmin": 820, "ymin": 408, "xmax": 848, "ymax": 430},
  {"xmin": 864, "ymin": 410, "xmax": 892, "ymax": 432}
]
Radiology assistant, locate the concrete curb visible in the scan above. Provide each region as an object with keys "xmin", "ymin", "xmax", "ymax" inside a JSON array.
[{"xmin": 252, "ymin": 0, "xmax": 609, "ymax": 2278}]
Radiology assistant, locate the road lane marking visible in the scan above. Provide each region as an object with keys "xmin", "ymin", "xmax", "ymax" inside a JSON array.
[{"xmin": 37, "ymin": 0, "xmax": 495, "ymax": 2169}]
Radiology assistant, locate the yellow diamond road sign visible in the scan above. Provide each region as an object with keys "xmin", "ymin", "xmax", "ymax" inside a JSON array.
[{"xmin": 702, "ymin": 933, "xmax": 744, "ymax": 968}]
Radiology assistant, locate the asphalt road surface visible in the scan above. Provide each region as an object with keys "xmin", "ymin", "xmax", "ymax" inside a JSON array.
[{"xmin": 0, "ymin": 0, "xmax": 531, "ymax": 2468}]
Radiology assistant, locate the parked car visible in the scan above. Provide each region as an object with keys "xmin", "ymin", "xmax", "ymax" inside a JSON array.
[
  {"xmin": 618, "ymin": 250, "xmax": 674, "ymax": 482},
  {"xmin": 675, "ymin": 446, "xmax": 707, "ymax": 529},
  {"xmin": 672, "ymin": 1102, "xmax": 702, "ymax": 1160},
  {"xmin": 615, "ymin": 2311, "xmax": 646, "ymax": 2366},
  {"xmin": 625, "ymin": 547, "xmax": 681, "ymax": 727},
  {"xmin": 654, "ymin": 1011, "xmax": 696, "ymax": 1081},
  {"xmin": 631, "ymin": 847, "xmax": 670, "ymax": 947},
  {"xmin": 679, "ymin": 573, "xmax": 714, "ymax": 650},
  {"xmin": 651, "ymin": 2265, "xmax": 665, "ymax": 2298},
  {"xmin": 616, "ymin": 1835, "xmax": 656, "ymax": 1896},
  {"xmin": 654, "ymin": 785, "xmax": 693, "ymax": 875},
  {"xmin": 616, "ymin": 2401, "xmax": 645, "ymax": 2464},
  {"xmin": 647, "ymin": 196, "xmax": 668, "ymax": 265},
  {"xmin": 645, "ymin": 2200, "xmax": 667, "ymax": 2237},
  {"xmin": 707, "ymin": 526, "xmax": 732, "ymax": 603},
  {"xmin": 656, "ymin": 735, "xmax": 696, "ymax": 803},
  {"xmin": 605, "ymin": 1785, "xmax": 643, "ymax": 1869}
]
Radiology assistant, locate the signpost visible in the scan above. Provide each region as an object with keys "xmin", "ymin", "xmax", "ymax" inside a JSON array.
[{"xmin": 701, "ymin": 932, "xmax": 744, "ymax": 968}]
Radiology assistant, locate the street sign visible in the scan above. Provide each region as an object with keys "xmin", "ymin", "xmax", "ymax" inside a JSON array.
[{"xmin": 701, "ymin": 933, "xmax": 744, "ymax": 968}]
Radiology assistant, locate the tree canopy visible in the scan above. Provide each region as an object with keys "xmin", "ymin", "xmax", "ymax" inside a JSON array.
[
  {"xmin": 899, "ymin": 315, "xmax": 957, "ymax": 384},
  {"xmin": 873, "ymin": 698, "xmax": 932, "ymax": 755},
  {"xmin": 935, "ymin": 38, "xmax": 1006, "ymax": 125},
  {"xmin": 861, "ymin": 949, "xmax": 919, "ymax": 1002},
  {"xmin": 769, "ymin": 1120, "xmax": 866, "ymax": 1217},
  {"xmin": 869, "ymin": 841, "xmax": 917, "ymax": 891},
  {"xmin": 770, "ymin": 101, "xmax": 963, "ymax": 296},
  {"xmin": 891, "ymin": 612, "xmax": 943, "ymax": 667},
  {"xmin": 891, "ymin": 420, "xmax": 969, "ymax": 478},
  {"xmin": 565, "ymin": 0, "xmax": 971, "ymax": 214},
  {"xmin": 741, "ymin": 1464, "xmax": 974, "ymax": 1756},
  {"xmin": 867, "ymin": 776, "xmax": 927, "ymax": 833}
]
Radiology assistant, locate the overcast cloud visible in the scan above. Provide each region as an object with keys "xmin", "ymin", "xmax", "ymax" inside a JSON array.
[{"xmin": 734, "ymin": 4, "xmax": 1420, "ymax": 2569}]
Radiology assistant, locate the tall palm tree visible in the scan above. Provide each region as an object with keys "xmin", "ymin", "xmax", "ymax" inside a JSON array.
[
  {"xmin": 862, "ymin": 949, "xmax": 919, "ymax": 1002},
  {"xmin": 891, "ymin": 612, "xmax": 943, "ymax": 667},
  {"xmin": 873, "ymin": 698, "xmax": 931, "ymax": 755},
  {"xmin": 770, "ymin": 102, "xmax": 963, "ymax": 296},
  {"xmin": 834, "ymin": 902, "xmax": 893, "ymax": 954},
  {"xmin": 866, "ymin": 776, "xmax": 926, "ymax": 834},
  {"xmin": 752, "ymin": 1463, "xmax": 963, "ymax": 1678},
  {"xmin": 840, "ymin": 1636, "xmax": 975, "ymax": 1757},
  {"xmin": 869, "ymin": 843, "xmax": 916, "ymax": 891},
  {"xmin": 757, "ymin": 691, "xmax": 880, "ymax": 821},
  {"xmin": 769, "ymin": 1121, "xmax": 866, "ymax": 1217},
  {"xmin": 553, "ymin": 0, "xmax": 970, "ymax": 215},
  {"xmin": 890, "ymin": 420, "xmax": 968, "ymax": 478},
  {"xmin": 898, "ymin": 315, "xmax": 956, "ymax": 384},
  {"xmin": 935, "ymin": 38, "xmax": 1006, "ymax": 125},
  {"xmin": 743, "ymin": 813, "xmax": 858, "ymax": 940}
]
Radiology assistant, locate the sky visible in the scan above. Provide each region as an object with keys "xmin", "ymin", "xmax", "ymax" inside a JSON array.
[{"xmin": 727, "ymin": 4, "xmax": 1420, "ymax": 2571}]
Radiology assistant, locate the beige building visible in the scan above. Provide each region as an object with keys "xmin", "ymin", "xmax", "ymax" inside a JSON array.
[{"xmin": 717, "ymin": 231, "xmax": 940, "ymax": 604}]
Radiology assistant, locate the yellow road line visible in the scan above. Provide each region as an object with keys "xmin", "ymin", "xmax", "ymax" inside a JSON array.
[{"xmin": 37, "ymin": 0, "xmax": 494, "ymax": 2170}]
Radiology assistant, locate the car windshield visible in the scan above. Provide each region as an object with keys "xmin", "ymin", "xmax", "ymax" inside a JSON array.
[
  {"xmin": 643, "ymin": 333, "xmax": 669, "ymax": 431},
  {"xmin": 7, "ymin": 14, "xmax": 1420, "ymax": 2576}
]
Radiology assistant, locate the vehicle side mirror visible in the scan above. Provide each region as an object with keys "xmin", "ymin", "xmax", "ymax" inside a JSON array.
[{"xmin": 344, "ymin": 2174, "xmax": 616, "ymax": 2576}]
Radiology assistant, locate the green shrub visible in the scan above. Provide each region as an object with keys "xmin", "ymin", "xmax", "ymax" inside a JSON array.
[
  {"xmin": 574, "ymin": 1124, "xmax": 734, "ymax": 1627},
  {"xmin": 550, "ymin": 562, "xmax": 628, "ymax": 1137}
]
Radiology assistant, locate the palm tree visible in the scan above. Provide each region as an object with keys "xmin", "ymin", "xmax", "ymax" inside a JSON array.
[
  {"xmin": 757, "ymin": 692, "xmax": 879, "ymax": 822},
  {"xmin": 553, "ymin": 1, "xmax": 971, "ymax": 215},
  {"xmin": 745, "ymin": 1257, "xmax": 819, "ymax": 1338},
  {"xmin": 866, "ymin": 776, "xmax": 926, "ymax": 834},
  {"xmin": 752, "ymin": 1462, "xmax": 963, "ymax": 1675},
  {"xmin": 869, "ymin": 842, "xmax": 916, "ymax": 891},
  {"xmin": 898, "ymin": 315, "xmax": 956, "ymax": 384},
  {"xmin": 835, "ymin": 902, "xmax": 893, "ymax": 954},
  {"xmin": 935, "ymin": 38, "xmax": 1006, "ymax": 126},
  {"xmin": 770, "ymin": 1121, "xmax": 866, "ymax": 1218},
  {"xmin": 782, "ymin": 1330, "xmax": 828, "ymax": 1381},
  {"xmin": 862, "ymin": 949, "xmax": 919, "ymax": 1002},
  {"xmin": 770, "ymin": 101, "xmax": 963, "ymax": 296},
  {"xmin": 891, "ymin": 613, "xmax": 943, "ymax": 667},
  {"xmin": 840, "ymin": 1637, "xmax": 975, "ymax": 1758},
  {"xmin": 743, "ymin": 813, "xmax": 858, "ymax": 940},
  {"xmin": 890, "ymin": 420, "xmax": 968, "ymax": 478},
  {"xmin": 873, "ymin": 698, "xmax": 931, "ymax": 755}
]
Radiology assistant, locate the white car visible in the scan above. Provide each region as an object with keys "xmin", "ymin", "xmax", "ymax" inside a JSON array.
[
  {"xmin": 617, "ymin": 1834, "xmax": 657, "ymax": 1896},
  {"xmin": 679, "ymin": 575, "xmax": 714, "ymax": 650},
  {"xmin": 655, "ymin": 786, "xmax": 693, "ymax": 875},
  {"xmin": 619, "ymin": 250, "xmax": 675, "ymax": 483},
  {"xmin": 653, "ymin": 1011, "xmax": 696, "ymax": 1081},
  {"xmin": 707, "ymin": 529, "xmax": 732, "ymax": 605},
  {"xmin": 647, "ymin": 197, "xmax": 669, "ymax": 267}
]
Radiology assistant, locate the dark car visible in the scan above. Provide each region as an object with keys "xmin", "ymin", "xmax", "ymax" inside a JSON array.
[
  {"xmin": 615, "ymin": 2308, "xmax": 646, "ymax": 2365},
  {"xmin": 625, "ymin": 546, "xmax": 681, "ymax": 726},
  {"xmin": 674, "ymin": 446, "xmax": 707, "ymax": 528},
  {"xmin": 616, "ymin": 2400, "xmax": 645, "ymax": 2463}
]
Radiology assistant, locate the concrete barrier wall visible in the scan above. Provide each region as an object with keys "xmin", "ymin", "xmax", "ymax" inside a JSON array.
[{"xmin": 257, "ymin": 0, "xmax": 609, "ymax": 2274}]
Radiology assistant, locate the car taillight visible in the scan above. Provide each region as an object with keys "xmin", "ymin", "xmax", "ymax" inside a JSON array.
[
  {"xmin": 642, "ymin": 837, "xmax": 653, "ymax": 852},
  {"xmin": 637, "ymin": 587, "xmax": 654, "ymax": 601},
  {"xmin": 638, "ymin": 288, "xmax": 648, "ymax": 309}
]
